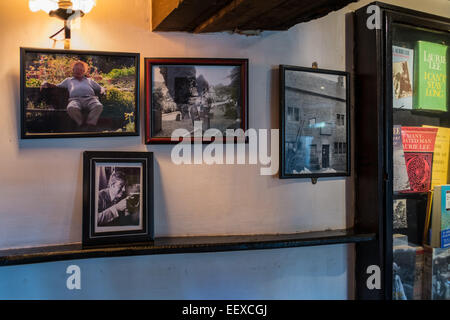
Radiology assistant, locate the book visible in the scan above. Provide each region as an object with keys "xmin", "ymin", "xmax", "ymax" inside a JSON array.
[
  {"xmin": 394, "ymin": 195, "xmax": 428, "ymax": 245},
  {"xmin": 423, "ymin": 126, "xmax": 450, "ymax": 189},
  {"xmin": 431, "ymin": 185, "xmax": 450, "ymax": 248},
  {"xmin": 423, "ymin": 190, "xmax": 434, "ymax": 246},
  {"xmin": 394, "ymin": 233, "xmax": 408, "ymax": 246},
  {"xmin": 393, "ymin": 199, "xmax": 408, "ymax": 229},
  {"xmin": 393, "ymin": 244, "xmax": 416, "ymax": 300},
  {"xmin": 393, "ymin": 46, "xmax": 414, "ymax": 109},
  {"xmin": 413, "ymin": 41, "xmax": 448, "ymax": 112},
  {"xmin": 393, "ymin": 125, "xmax": 410, "ymax": 192},
  {"xmin": 413, "ymin": 246, "xmax": 424, "ymax": 300},
  {"xmin": 422, "ymin": 245, "xmax": 450, "ymax": 299},
  {"xmin": 393, "ymin": 242, "xmax": 424, "ymax": 300},
  {"xmin": 401, "ymin": 127, "xmax": 438, "ymax": 193}
]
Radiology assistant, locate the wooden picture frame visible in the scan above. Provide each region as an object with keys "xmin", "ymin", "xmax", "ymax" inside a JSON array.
[
  {"xmin": 279, "ymin": 65, "xmax": 351, "ymax": 179},
  {"xmin": 145, "ymin": 58, "xmax": 248, "ymax": 144},
  {"xmin": 21, "ymin": 48, "xmax": 140, "ymax": 139},
  {"xmin": 82, "ymin": 151, "xmax": 154, "ymax": 247}
]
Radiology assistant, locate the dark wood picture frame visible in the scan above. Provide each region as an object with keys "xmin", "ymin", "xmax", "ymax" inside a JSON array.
[
  {"xmin": 20, "ymin": 48, "xmax": 140, "ymax": 139},
  {"xmin": 145, "ymin": 58, "xmax": 248, "ymax": 144},
  {"xmin": 279, "ymin": 65, "xmax": 351, "ymax": 179},
  {"xmin": 82, "ymin": 151, "xmax": 154, "ymax": 248}
]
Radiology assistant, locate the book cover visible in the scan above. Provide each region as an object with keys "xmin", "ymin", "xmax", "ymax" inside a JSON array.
[
  {"xmin": 423, "ymin": 245, "xmax": 450, "ymax": 299},
  {"xmin": 413, "ymin": 41, "xmax": 448, "ymax": 112},
  {"xmin": 393, "ymin": 199, "xmax": 408, "ymax": 230},
  {"xmin": 393, "ymin": 244, "xmax": 416, "ymax": 300},
  {"xmin": 431, "ymin": 185, "xmax": 450, "ymax": 248},
  {"xmin": 401, "ymin": 127, "xmax": 438, "ymax": 193},
  {"xmin": 393, "ymin": 46, "xmax": 414, "ymax": 109},
  {"xmin": 393, "ymin": 125, "xmax": 410, "ymax": 191},
  {"xmin": 423, "ymin": 126, "xmax": 450, "ymax": 189},
  {"xmin": 393, "ymin": 243, "xmax": 424, "ymax": 300}
]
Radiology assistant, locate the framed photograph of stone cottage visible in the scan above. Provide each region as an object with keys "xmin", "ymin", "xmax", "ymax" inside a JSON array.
[
  {"xmin": 145, "ymin": 58, "xmax": 248, "ymax": 144},
  {"xmin": 279, "ymin": 65, "xmax": 350, "ymax": 179},
  {"xmin": 20, "ymin": 48, "xmax": 139, "ymax": 139}
]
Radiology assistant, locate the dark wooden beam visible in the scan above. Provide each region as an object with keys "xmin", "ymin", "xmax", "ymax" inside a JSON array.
[
  {"xmin": 153, "ymin": 0, "xmax": 359, "ymax": 33},
  {"xmin": 193, "ymin": 0, "xmax": 280, "ymax": 33},
  {"xmin": 152, "ymin": 0, "xmax": 234, "ymax": 32},
  {"xmin": 268, "ymin": 0, "xmax": 358, "ymax": 30}
]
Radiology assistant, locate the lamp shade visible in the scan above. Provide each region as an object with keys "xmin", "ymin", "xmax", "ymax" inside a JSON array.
[
  {"xmin": 72, "ymin": 0, "xmax": 96, "ymax": 14},
  {"xmin": 29, "ymin": 0, "xmax": 58, "ymax": 13},
  {"xmin": 29, "ymin": 0, "xmax": 96, "ymax": 14}
]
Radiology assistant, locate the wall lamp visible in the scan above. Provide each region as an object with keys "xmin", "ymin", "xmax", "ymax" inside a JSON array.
[{"xmin": 29, "ymin": 0, "xmax": 96, "ymax": 49}]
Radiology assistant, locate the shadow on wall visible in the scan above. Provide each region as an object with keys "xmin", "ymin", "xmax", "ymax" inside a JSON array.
[
  {"xmin": 69, "ymin": 152, "xmax": 84, "ymax": 242},
  {"xmin": 7, "ymin": 72, "xmax": 20, "ymax": 144},
  {"xmin": 151, "ymin": 156, "xmax": 169, "ymax": 237}
]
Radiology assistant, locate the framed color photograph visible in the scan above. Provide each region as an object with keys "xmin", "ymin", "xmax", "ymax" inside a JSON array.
[
  {"xmin": 21, "ymin": 48, "xmax": 140, "ymax": 138},
  {"xmin": 279, "ymin": 65, "xmax": 350, "ymax": 179},
  {"xmin": 145, "ymin": 58, "xmax": 248, "ymax": 143},
  {"xmin": 82, "ymin": 151, "xmax": 153, "ymax": 247}
]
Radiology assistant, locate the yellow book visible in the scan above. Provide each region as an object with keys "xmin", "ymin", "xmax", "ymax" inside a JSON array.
[
  {"xmin": 423, "ymin": 190, "xmax": 433, "ymax": 246},
  {"xmin": 423, "ymin": 126, "xmax": 450, "ymax": 189}
]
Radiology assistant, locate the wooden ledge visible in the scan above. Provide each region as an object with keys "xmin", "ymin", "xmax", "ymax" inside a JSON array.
[{"xmin": 0, "ymin": 229, "xmax": 375, "ymax": 267}]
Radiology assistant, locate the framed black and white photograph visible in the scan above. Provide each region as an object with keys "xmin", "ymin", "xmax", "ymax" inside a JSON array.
[
  {"xmin": 21, "ymin": 48, "xmax": 140, "ymax": 138},
  {"xmin": 279, "ymin": 65, "xmax": 350, "ymax": 179},
  {"xmin": 82, "ymin": 151, "xmax": 153, "ymax": 247},
  {"xmin": 145, "ymin": 58, "xmax": 248, "ymax": 143}
]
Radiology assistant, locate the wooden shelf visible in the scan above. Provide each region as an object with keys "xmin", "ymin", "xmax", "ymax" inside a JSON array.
[
  {"xmin": 0, "ymin": 229, "xmax": 375, "ymax": 267},
  {"xmin": 152, "ymin": 0, "xmax": 358, "ymax": 33}
]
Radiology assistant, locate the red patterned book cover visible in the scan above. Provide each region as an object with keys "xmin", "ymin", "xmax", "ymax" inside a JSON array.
[{"xmin": 401, "ymin": 127, "xmax": 438, "ymax": 193}]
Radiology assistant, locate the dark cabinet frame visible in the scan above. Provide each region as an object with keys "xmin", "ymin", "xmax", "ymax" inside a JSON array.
[{"xmin": 348, "ymin": 2, "xmax": 450, "ymax": 299}]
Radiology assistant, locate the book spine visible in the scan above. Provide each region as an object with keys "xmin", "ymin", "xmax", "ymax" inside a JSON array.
[
  {"xmin": 423, "ymin": 190, "xmax": 434, "ymax": 246},
  {"xmin": 431, "ymin": 186, "xmax": 442, "ymax": 248},
  {"xmin": 441, "ymin": 187, "xmax": 450, "ymax": 248},
  {"xmin": 413, "ymin": 247, "xmax": 424, "ymax": 300},
  {"xmin": 422, "ymin": 246, "xmax": 432, "ymax": 299}
]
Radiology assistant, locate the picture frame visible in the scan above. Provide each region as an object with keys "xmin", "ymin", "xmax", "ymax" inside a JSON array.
[
  {"xmin": 279, "ymin": 65, "xmax": 351, "ymax": 179},
  {"xmin": 145, "ymin": 58, "xmax": 248, "ymax": 144},
  {"xmin": 82, "ymin": 151, "xmax": 154, "ymax": 247},
  {"xmin": 20, "ymin": 48, "xmax": 140, "ymax": 139}
]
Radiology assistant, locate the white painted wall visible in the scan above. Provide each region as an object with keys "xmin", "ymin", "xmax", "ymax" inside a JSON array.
[{"xmin": 0, "ymin": 0, "xmax": 448, "ymax": 299}]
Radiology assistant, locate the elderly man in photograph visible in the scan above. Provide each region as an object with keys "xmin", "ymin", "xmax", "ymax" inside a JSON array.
[
  {"xmin": 97, "ymin": 171, "xmax": 129, "ymax": 226},
  {"xmin": 41, "ymin": 61, "xmax": 105, "ymax": 130}
]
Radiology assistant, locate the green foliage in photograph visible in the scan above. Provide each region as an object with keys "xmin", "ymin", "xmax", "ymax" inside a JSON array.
[{"xmin": 106, "ymin": 66, "xmax": 136, "ymax": 79}]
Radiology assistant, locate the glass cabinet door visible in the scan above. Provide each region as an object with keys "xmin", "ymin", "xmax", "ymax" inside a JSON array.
[{"xmin": 390, "ymin": 22, "xmax": 450, "ymax": 300}]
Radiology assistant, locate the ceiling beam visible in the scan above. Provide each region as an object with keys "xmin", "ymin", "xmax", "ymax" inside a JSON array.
[{"xmin": 153, "ymin": 0, "xmax": 359, "ymax": 33}]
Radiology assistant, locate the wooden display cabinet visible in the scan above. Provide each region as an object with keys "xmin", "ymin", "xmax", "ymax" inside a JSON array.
[{"xmin": 348, "ymin": 2, "xmax": 450, "ymax": 299}]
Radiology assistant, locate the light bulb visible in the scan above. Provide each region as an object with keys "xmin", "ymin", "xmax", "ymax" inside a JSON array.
[{"xmin": 29, "ymin": 0, "xmax": 96, "ymax": 14}]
